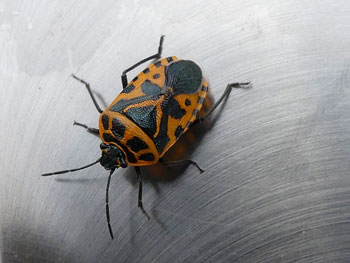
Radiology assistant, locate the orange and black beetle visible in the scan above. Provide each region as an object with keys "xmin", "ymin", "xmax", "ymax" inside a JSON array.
[{"xmin": 42, "ymin": 36, "xmax": 249, "ymax": 239}]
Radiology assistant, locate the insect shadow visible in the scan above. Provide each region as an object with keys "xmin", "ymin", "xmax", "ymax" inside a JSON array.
[
  {"xmin": 125, "ymin": 92, "xmax": 218, "ymax": 228},
  {"xmin": 140, "ymin": 92, "xmax": 215, "ymax": 182},
  {"xmin": 137, "ymin": 85, "xmax": 250, "ymax": 228}
]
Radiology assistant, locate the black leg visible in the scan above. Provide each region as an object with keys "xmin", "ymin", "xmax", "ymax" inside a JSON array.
[
  {"xmin": 121, "ymin": 35, "xmax": 165, "ymax": 89},
  {"xmin": 193, "ymin": 82, "xmax": 250, "ymax": 125},
  {"xmin": 106, "ymin": 169, "xmax": 116, "ymax": 239},
  {"xmin": 135, "ymin": 167, "xmax": 150, "ymax": 219},
  {"xmin": 72, "ymin": 74, "xmax": 103, "ymax": 113},
  {"xmin": 73, "ymin": 121, "xmax": 99, "ymax": 136},
  {"xmin": 159, "ymin": 158, "xmax": 205, "ymax": 173}
]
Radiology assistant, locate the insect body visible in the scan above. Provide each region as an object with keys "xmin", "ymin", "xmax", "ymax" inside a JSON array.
[
  {"xmin": 42, "ymin": 36, "xmax": 250, "ymax": 239},
  {"xmin": 99, "ymin": 56, "xmax": 209, "ymax": 168}
]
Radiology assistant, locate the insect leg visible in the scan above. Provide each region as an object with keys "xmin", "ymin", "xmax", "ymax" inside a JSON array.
[
  {"xmin": 73, "ymin": 121, "xmax": 99, "ymax": 136},
  {"xmin": 121, "ymin": 35, "xmax": 165, "ymax": 89},
  {"xmin": 72, "ymin": 74, "xmax": 103, "ymax": 113},
  {"xmin": 135, "ymin": 167, "xmax": 150, "ymax": 219},
  {"xmin": 193, "ymin": 82, "xmax": 250, "ymax": 125},
  {"xmin": 159, "ymin": 158, "xmax": 204, "ymax": 174}
]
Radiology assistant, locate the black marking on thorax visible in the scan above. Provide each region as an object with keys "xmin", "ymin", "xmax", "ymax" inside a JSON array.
[
  {"xmin": 111, "ymin": 118, "xmax": 125, "ymax": 140},
  {"xmin": 126, "ymin": 136, "xmax": 149, "ymax": 152},
  {"xmin": 123, "ymin": 84, "xmax": 135, "ymax": 94},
  {"xmin": 139, "ymin": 153, "xmax": 155, "ymax": 161},
  {"xmin": 101, "ymin": 115, "xmax": 109, "ymax": 130}
]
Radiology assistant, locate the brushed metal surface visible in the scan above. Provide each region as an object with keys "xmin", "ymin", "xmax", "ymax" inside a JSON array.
[{"xmin": 1, "ymin": 0, "xmax": 350, "ymax": 262}]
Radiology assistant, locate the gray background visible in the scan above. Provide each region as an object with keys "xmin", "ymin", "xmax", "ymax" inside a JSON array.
[{"xmin": 1, "ymin": 0, "xmax": 350, "ymax": 262}]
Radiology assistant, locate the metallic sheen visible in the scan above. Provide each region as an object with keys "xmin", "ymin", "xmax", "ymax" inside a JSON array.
[{"xmin": 1, "ymin": 0, "xmax": 350, "ymax": 262}]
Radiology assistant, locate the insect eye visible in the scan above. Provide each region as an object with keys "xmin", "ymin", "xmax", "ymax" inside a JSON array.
[{"xmin": 100, "ymin": 143, "xmax": 109, "ymax": 150}]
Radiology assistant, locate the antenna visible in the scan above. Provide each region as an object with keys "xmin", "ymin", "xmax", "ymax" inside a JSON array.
[
  {"xmin": 42, "ymin": 159, "xmax": 101, "ymax": 176},
  {"xmin": 106, "ymin": 168, "xmax": 116, "ymax": 239}
]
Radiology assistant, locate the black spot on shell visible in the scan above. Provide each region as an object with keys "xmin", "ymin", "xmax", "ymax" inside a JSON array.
[
  {"xmin": 198, "ymin": 96, "xmax": 205, "ymax": 104},
  {"xmin": 103, "ymin": 133, "xmax": 117, "ymax": 144},
  {"xmin": 127, "ymin": 137, "xmax": 149, "ymax": 152},
  {"xmin": 175, "ymin": 125, "xmax": 184, "ymax": 138},
  {"xmin": 143, "ymin": 68, "xmax": 150, "ymax": 74},
  {"xmin": 139, "ymin": 153, "xmax": 155, "ymax": 161},
  {"xmin": 102, "ymin": 115, "xmax": 109, "ymax": 130},
  {"xmin": 155, "ymin": 61, "xmax": 162, "ymax": 67},
  {"xmin": 185, "ymin": 99, "xmax": 191, "ymax": 106},
  {"xmin": 132, "ymin": 76, "xmax": 138, "ymax": 82},
  {"xmin": 168, "ymin": 99, "xmax": 186, "ymax": 119},
  {"xmin": 153, "ymin": 73, "xmax": 160, "ymax": 79},
  {"xmin": 155, "ymin": 135, "xmax": 169, "ymax": 154},
  {"xmin": 154, "ymin": 104, "xmax": 170, "ymax": 153},
  {"xmin": 167, "ymin": 57, "xmax": 173, "ymax": 63},
  {"xmin": 127, "ymin": 155, "xmax": 137, "ymax": 163},
  {"xmin": 141, "ymin": 80, "xmax": 161, "ymax": 96},
  {"xmin": 123, "ymin": 84, "xmax": 135, "ymax": 94},
  {"xmin": 111, "ymin": 118, "xmax": 125, "ymax": 140}
]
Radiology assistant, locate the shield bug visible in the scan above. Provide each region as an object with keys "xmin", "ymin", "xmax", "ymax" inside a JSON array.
[{"xmin": 42, "ymin": 35, "xmax": 250, "ymax": 239}]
